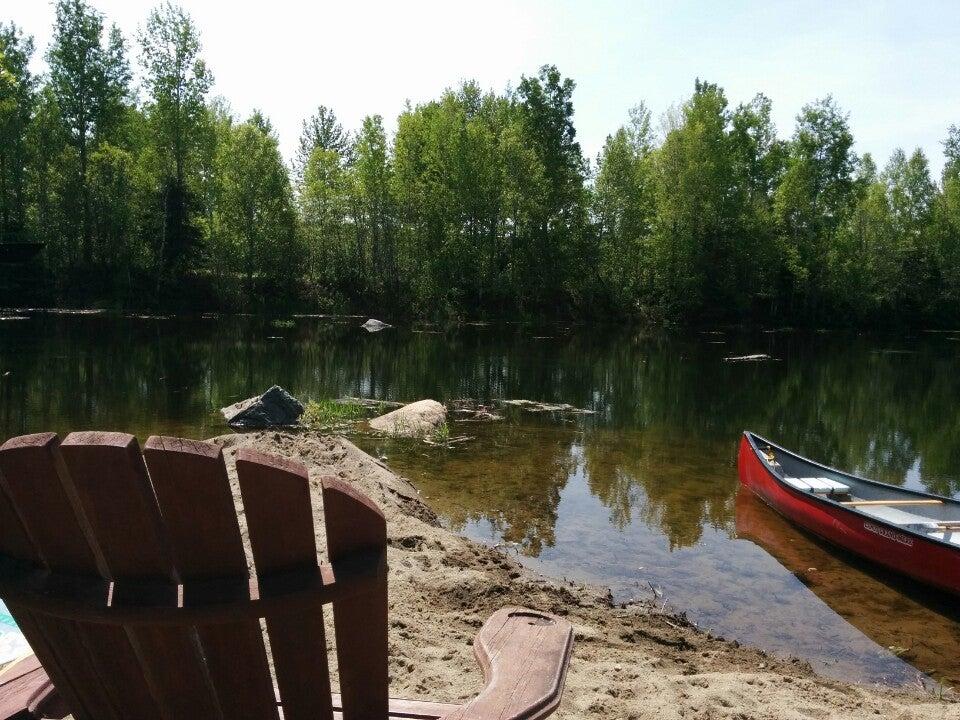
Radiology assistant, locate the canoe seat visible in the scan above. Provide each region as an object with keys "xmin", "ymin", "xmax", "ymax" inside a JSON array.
[
  {"xmin": 857, "ymin": 505, "xmax": 939, "ymax": 527},
  {"xmin": 928, "ymin": 530, "xmax": 960, "ymax": 546},
  {"xmin": 783, "ymin": 477, "xmax": 850, "ymax": 495},
  {"xmin": 782, "ymin": 476, "xmax": 812, "ymax": 492}
]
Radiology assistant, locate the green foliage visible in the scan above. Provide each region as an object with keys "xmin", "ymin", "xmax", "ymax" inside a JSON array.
[
  {"xmin": 301, "ymin": 399, "xmax": 366, "ymax": 429},
  {"xmin": 2, "ymin": 2, "xmax": 959, "ymax": 326},
  {"xmin": 0, "ymin": 23, "xmax": 34, "ymax": 244},
  {"xmin": 431, "ymin": 421, "xmax": 451, "ymax": 444},
  {"xmin": 211, "ymin": 113, "xmax": 299, "ymax": 299},
  {"xmin": 47, "ymin": 0, "xmax": 132, "ymax": 266},
  {"xmin": 594, "ymin": 104, "xmax": 655, "ymax": 309},
  {"xmin": 139, "ymin": 2, "xmax": 211, "ymax": 278},
  {"xmin": 774, "ymin": 97, "xmax": 857, "ymax": 315},
  {"xmin": 295, "ymin": 105, "xmax": 350, "ymax": 180}
]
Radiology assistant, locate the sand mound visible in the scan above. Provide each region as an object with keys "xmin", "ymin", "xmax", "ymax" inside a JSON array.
[{"xmin": 210, "ymin": 431, "xmax": 955, "ymax": 719}]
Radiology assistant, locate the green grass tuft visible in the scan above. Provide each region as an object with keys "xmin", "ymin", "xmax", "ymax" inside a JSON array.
[
  {"xmin": 301, "ymin": 399, "xmax": 366, "ymax": 429},
  {"xmin": 431, "ymin": 421, "xmax": 451, "ymax": 443}
]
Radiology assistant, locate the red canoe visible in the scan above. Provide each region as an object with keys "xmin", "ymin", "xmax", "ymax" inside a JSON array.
[{"xmin": 738, "ymin": 431, "xmax": 960, "ymax": 596}]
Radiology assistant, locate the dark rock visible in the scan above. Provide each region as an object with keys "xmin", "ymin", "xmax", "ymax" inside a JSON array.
[{"xmin": 221, "ymin": 385, "xmax": 304, "ymax": 428}]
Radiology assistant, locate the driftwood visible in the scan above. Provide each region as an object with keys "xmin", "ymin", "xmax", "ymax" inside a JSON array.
[{"xmin": 723, "ymin": 354, "xmax": 776, "ymax": 362}]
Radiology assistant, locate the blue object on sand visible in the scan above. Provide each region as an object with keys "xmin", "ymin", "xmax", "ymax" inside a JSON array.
[{"xmin": 0, "ymin": 601, "xmax": 29, "ymax": 664}]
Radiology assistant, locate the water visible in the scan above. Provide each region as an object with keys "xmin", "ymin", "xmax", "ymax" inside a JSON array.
[
  {"xmin": 0, "ymin": 600, "xmax": 29, "ymax": 664},
  {"xmin": 2, "ymin": 312, "xmax": 959, "ymax": 687}
]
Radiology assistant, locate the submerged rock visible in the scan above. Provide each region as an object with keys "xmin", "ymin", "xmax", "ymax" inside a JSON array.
[
  {"xmin": 499, "ymin": 399, "xmax": 595, "ymax": 415},
  {"xmin": 362, "ymin": 318, "xmax": 392, "ymax": 332},
  {"xmin": 221, "ymin": 385, "xmax": 304, "ymax": 428},
  {"xmin": 448, "ymin": 399, "xmax": 504, "ymax": 422},
  {"xmin": 369, "ymin": 399, "xmax": 446, "ymax": 437}
]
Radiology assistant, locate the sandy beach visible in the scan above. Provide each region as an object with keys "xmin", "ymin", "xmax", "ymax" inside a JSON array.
[{"xmin": 204, "ymin": 430, "xmax": 959, "ymax": 720}]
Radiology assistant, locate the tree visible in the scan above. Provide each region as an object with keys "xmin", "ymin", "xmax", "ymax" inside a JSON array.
[
  {"xmin": 213, "ymin": 112, "xmax": 299, "ymax": 296},
  {"xmin": 140, "ymin": 3, "xmax": 211, "ymax": 185},
  {"xmin": 933, "ymin": 128, "xmax": 960, "ymax": 315},
  {"xmin": 774, "ymin": 96, "xmax": 856, "ymax": 315},
  {"xmin": 830, "ymin": 157, "xmax": 898, "ymax": 318},
  {"xmin": 943, "ymin": 124, "xmax": 960, "ymax": 183},
  {"xmin": 351, "ymin": 114, "xmax": 395, "ymax": 298},
  {"xmin": 594, "ymin": 103, "xmax": 655, "ymax": 310},
  {"xmin": 300, "ymin": 145, "xmax": 350, "ymax": 301},
  {"xmin": 514, "ymin": 65, "xmax": 587, "ymax": 310},
  {"xmin": 517, "ymin": 65, "xmax": 584, "ymax": 217},
  {"xmin": 934, "ymin": 168, "xmax": 960, "ymax": 312},
  {"xmin": 295, "ymin": 105, "xmax": 350, "ymax": 181},
  {"xmin": 23, "ymin": 86, "xmax": 68, "ymax": 264},
  {"xmin": 882, "ymin": 148, "xmax": 936, "ymax": 312},
  {"xmin": 140, "ymin": 2, "xmax": 212, "ymax": 275},
  {"xmin": 728, "ymin": 94, "xmax": 787, "ymax": 311},
  {"xmin": 650, "ymin": 80, "xmax": 741, "ymax": 315},
  {"xmin": 88, "ymin": 143, "xmax": 147, "ymax": 286},
  {"xmin": 0, "ymin": 24, "xmax": 35, "ymax": 243},
  {"xmin": 47, "ymin": 0, "xmax": 131, "ymax": 263}
]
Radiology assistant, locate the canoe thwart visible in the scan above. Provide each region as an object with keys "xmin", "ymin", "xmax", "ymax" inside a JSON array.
[{"xmin": 840, "ymin": 499, "xmax": 944, "ymax": 507}]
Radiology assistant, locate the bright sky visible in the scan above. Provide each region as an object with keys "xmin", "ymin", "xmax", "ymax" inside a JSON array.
[{"xmin": 10, "ymin": 0, "xmax": 960, "ymax": 177}]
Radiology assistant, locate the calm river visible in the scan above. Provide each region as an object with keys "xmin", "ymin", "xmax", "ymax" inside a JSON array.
[{"xmin": 2, "ymin": 312, "xmax": 959, "ymax": 688}]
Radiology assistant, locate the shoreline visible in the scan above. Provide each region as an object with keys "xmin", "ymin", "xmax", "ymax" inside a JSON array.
[
  {"xmin": 5, "ymin": 306, "xmax": 960, "ymax": 334},
  {"xmin": 212, "ymin": 430, "xmax": 956, "ymax": 719}
]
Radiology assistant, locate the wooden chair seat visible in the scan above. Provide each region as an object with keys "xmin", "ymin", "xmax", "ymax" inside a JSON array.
[{"xmin": 0, "ymin": 432, "xmax": 573, "ymax": 720}]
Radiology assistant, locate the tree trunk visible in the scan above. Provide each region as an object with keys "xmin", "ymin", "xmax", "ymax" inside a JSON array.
[
  {"xmin": 80, "ymin": 137, "xmax": 91, "ymax": 265},
  {"xmin": 0, "ymin": 149, "xmax": 8, "ymax": 242}
]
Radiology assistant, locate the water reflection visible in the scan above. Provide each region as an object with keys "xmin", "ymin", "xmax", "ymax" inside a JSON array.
[
  {"xmin": 2, "ymin": 313, "xmax": 960, "ymax": 685},
  {"xmin": 735, "ymin": 487, "xmax": 960, "ymax": 687}
]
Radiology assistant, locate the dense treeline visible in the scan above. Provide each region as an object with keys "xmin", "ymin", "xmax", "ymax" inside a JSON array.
[{"xmin": 2, "ymin": 1, "xmax": 959, "ymax": 323}]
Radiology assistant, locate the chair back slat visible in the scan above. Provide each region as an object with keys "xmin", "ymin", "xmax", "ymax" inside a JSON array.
[
  {"xmin": 0, "ymin": 433, "xmax": 156, "ymax": 720},
  {"xmin": 236, "ymin": 448, "xmax": 334, "ymax": 720},
  {"xmin": 322, "ymin": 476, "xmax": 388, "ymax": 720},
  {"xmin": 59, "ymin": 432, "xmax": 223, "ymax": 720},
  {"xmin": 0, "ymin": 457, "xmax": 96, "ymax": 720},
  {"xmin": 143, "ymin": 436, "xmax": 279, "ymax": 720}
]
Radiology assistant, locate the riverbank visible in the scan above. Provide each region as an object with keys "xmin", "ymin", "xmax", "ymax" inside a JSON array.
[{"xmin": 212, "ymin": 430, "xmax": 956, "ymax": 719}]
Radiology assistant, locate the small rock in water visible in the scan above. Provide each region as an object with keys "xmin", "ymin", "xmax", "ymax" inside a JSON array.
[
  {"xmin": 221, "ymin": 385, "xmax": 304, "ymax": 429},
  {"xmin": 362, "ymin": 318, "xmax": 392, "ymax": 332}
]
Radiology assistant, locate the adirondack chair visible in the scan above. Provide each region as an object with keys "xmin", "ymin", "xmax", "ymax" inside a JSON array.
[{"xmin": 0, "ymin": 432, "xmax": 573, "ymax": 720}]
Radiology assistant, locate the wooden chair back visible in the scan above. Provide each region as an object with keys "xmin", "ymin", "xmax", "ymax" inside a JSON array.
[{"xmin": 0, "ymin": 432, "xmax": 388, "ymax": 720}]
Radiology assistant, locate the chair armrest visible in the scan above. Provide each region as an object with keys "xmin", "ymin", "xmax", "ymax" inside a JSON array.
[
  {"xmin": 0, "ymin": 654, "xmax": 64, "ymax": 720},
  {"xmin": 442, "ymin": 607, "xmax": 574, "ymax": 720}
]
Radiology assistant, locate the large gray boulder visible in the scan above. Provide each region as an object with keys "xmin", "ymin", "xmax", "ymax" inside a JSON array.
[
  {"xmin": 369, "ymin": 399, "xmax": 446, "ymax": 437},
  {"xmin": 221, "ymin": 385, "xmax": 304, "ymax": 428}
]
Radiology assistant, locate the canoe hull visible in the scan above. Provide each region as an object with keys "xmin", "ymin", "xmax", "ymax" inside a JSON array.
[{"xmin": 737, "ymin": 434, "xmax": 960, "ymax": 597}]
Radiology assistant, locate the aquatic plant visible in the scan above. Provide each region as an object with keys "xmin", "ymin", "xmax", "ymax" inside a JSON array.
[{"xmin": 301, "ymin": 399, "xmax": 366, "ymax": 429}]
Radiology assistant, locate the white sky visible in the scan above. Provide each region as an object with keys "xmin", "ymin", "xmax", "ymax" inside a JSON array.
[{"xmin": 8, "ymin": 0, "xmax": 960, "ymax": 177}]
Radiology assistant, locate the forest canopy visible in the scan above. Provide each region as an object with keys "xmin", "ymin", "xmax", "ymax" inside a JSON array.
[{"xmin": 2, "ymin": 1, "xmax": 959, "ymax": 325}]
